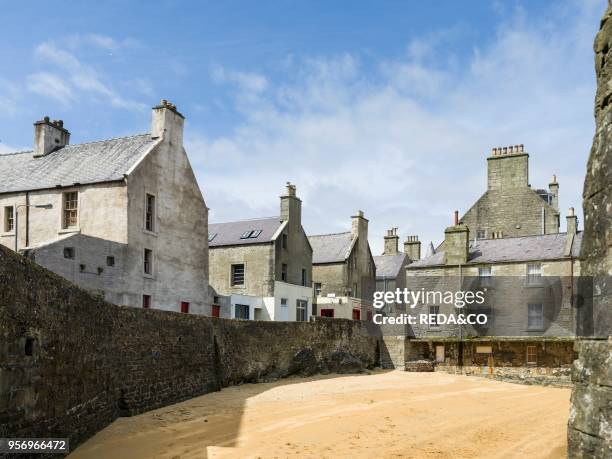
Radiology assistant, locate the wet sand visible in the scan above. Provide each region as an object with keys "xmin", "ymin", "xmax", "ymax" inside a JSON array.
[{"xmin": 70, "ymin": 371, "xmax": 570, "ymax": 459}]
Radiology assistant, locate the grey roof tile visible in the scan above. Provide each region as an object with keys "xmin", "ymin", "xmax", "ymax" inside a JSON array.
[
  {"xmin": 0, "ymin": 134, "xmax": 157, "ymax": 194},
  {"xmin": 309, "ymin": 232, "xmax": 354, "ymax": 264},
  {"xmin": 374, "ymin": 253, "xmax": 408, "ymax": 278},
  {"xmin": 408, "ymin": 232, "xmax": 583, "ymax": 268},
  {"xmin": 209, "ymin": 217, "xmax": 283, "ymax": 247}
]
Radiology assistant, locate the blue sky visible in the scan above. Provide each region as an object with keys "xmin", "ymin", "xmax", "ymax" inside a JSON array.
[{"xmin": 0, "ymin": 0, "xmax": 606, "ymax": 253}]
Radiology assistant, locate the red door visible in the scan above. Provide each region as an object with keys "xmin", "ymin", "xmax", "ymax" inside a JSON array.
[
  {"xmin": 181, "ymin": 302, "xmax": 190, "ymax": 314},
  {"xmin": 320, "ymin": 309, "xmax": 334, "ymax": 318},
  {"xmin": 352, "ymin": 309, "xmax": 361, "ymax": 320},
  {"xmin": 212, "ymin": 305, "xmax": 220, "ymax": 317}
]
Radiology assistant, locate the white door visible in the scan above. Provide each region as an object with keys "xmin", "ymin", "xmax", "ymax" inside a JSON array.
[
  {"xmin": 279, "ymin": 298, "xmax": 289, "ymax": 321},
  {"xmin": 435, "ymin": 345, "xmax": 445, "ymax": 363}
]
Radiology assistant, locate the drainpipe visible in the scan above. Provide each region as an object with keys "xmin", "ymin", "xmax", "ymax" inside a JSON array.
[{"xmin": 25, "ymin": 192, "xmax": 30, "ymax": 248}]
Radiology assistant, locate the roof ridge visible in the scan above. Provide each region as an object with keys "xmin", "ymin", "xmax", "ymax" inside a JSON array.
[
  {"xmin": 210, "ymin": 216, "xmax": 280, "ymax": 225},
  {"xmin": 474, "ymin": 231, "xmax": 570, "ymax": 243},
  {"xmin": 309, "ymin": 231, "xmax": 352, "ymax": 238},
  {"xmin": 0, "ymin": 133, "xmax": 151, "ymax": 157}
]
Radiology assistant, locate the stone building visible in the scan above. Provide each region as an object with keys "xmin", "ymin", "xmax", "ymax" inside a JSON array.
[
  {"xmin": 373, "ymin": 228, "xmax": 417, "ymax": 313},
  {"xmin": 309, "ymin": 211, "xmax": 376, "ymax": 320},
  {"xmin": 0, "ymin": 100, "xmax": 210, "ymax": 314},
  {"xmin": 208, "ymin": 183, "xmax": 313, "ymax": 321},
  {"xmin": 400, "ymin": 208, "xmax": 582, "ymax": 382},
  {"xmin": 459, "ymin": 144, "xmax": 560, "ymax": 241}
]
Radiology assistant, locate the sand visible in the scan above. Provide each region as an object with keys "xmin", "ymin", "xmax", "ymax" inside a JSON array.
[{"xmin": 69, "ymin": 371, "xmax": 570, "ymax": 459}]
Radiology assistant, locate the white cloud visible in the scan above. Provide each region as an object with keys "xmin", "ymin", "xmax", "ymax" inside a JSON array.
[
  {"xmin": 189, "ymin": 0, "xmax": 604, "ymax": 254},
  {"xmin": 30, "ymin": 41, "xmax": 145, "ymax": 111},
  {"xmin": 26, "ymin": 72, "xmax": 73, "ymax": 105}
]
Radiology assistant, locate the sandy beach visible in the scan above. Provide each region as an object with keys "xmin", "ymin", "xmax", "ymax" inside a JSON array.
[{"xmin": 70, "ymin": 371, "xmax": 570, "ymax": 459}]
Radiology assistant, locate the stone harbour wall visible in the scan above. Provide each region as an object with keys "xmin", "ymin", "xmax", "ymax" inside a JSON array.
[{"xmin": 0, "ymin": 245, "xmax": 378, "ymax": 451}]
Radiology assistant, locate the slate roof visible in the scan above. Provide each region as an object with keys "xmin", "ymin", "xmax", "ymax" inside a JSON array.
[
  {"xmin": 374, "ymin": 253, "xmax": 408, "ymax": 279},
  {"xmin": 0, "ymin": 134, "xmax": 158, "ymax": 194},
  {"xmin": 308, "ymin": 232, "xmax": 355, "ymax": 264},
  {"xmin": 208, "ymin": 217, "xmax": 283, "ymax": 247},
  {"xmin": 408, "ymin": 232, "xmax": 583, "ymax": 268}
]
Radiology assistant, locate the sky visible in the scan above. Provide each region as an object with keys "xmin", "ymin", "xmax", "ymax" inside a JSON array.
[{"xmin": 0, "ymin": 0, "xmax": 606, "ymax": 254}]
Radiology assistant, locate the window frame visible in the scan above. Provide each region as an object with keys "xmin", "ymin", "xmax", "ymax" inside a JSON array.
[
  {"xmin": 478, "ymin": 266, "xmax": 492, "ymax": 287},
  {"xmin": 62, "ymin": 191, "xmax": 79, "ymax": 229},
  {"xmin": 527, "ymin": 303, "xmax": 544, "ymax": 331},
  {"xmin": 526, "ymin": 263, "xmax": 543, "ymax": 286},
  {"xmin": 282, "ymin": 233, "xmax": 288, "ymax": 249},
  {"xmin": 281, "ymin": 263, "xmax": 288, "ymax": 282},
  {"xmin": 526, "ymin": 345, "xmax": 537, "ymax": 364},
  {"xmin": 301, "ymin": 268, "xmax": 307, "ymax": 287},
  {"xmin": 429, "ymin": 305, "xmax": 440, "ymax": 329},
  {"xmin": 144, "ymin": 193, "xmax": 156, "ymax": 233},
  {"xmin": 143, "ymin": 248, "xmax": 154, "ymax": 276},
  {"xmin": 231, "ymin": 263, "xmax": 245, "ymax": 286},
  {"xmin": 296, "ymin": 299, "xmax": 307, "ymax": 322},
  {"xmin": 235, "ymin": 303, "xmax": 250, "ymax": 319},
  {"xmin": 142, "ymin": 294, "xmax": 152, "ymax": 309},
  {"xmin": 3, "ymin": 205, "xmax": 14, "ymax": 233},
  {"xmin": 314, "ymin": 282, "xmax": 322, "ymax": 296}
]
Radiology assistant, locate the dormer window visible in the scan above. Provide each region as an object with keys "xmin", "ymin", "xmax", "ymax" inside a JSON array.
[{"xmin": 240, "ymin": 229, "xmax": 263, "ymax": 239}]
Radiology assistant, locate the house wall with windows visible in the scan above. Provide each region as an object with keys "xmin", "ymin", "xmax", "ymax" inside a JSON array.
[
  {"xmin": 309, "ymin": 212, "xmax": 376, "ymax": 320},
  {"xmin": 453, "ymin": 145, "xmax": 560, "ymax": 243},
  {"xmin": 207, "ymin": 184, "xmax": 313, "ymax": 321},
  {"xmin": 0, "ymin": 101, "xmax": 210, "ymax": 314}
]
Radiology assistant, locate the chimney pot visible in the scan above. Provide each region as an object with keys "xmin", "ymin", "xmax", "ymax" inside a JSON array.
[
  {"xmin": 503, "ymin": 147, "xmax": 508, "ymax": 155},
  {"xmin": 509, "ymin": 145, "xmax": 514, "ymax": 154},
  {"xmin": 454, "ymin": 210, "xmax": 459, "ymax": 226}
]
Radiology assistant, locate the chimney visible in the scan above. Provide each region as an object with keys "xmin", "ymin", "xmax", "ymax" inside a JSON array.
[
  {"xmin": 151, "ymin": 99, "xmax": 184, "ymax": 146},
  {"xmin": 549, "ymin": 174, "xmax": 559, "ymax": 210},
  {"xmin": 280, "ymin": 182, "xmax": 301, "ymax": 228},
  {"xmin": 566, "ymin": 207, "xmax": 578, "ymax": 235},
  {"xmin": 383, "ymin": 227, "xmax": 399, "ymax": 255},
  {"xmin": 487, "ymin": 143, "xmax": 529, "ymax": 190},
  {"xmin": 404, "ymin": 235, "xmax": 421, "ymax": 261},
  {"xmin": 33, "ymin": 117, "xmax": 70, "ymax": 157},
  {"xmin": 443, "ymin": 211, "xmax": 469, "ymax": 265},
  {"xmin": 351, "ymin": 210, "xmax": 368, "ymax": 241}
]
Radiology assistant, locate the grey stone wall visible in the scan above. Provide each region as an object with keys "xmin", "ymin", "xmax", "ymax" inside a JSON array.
[
  {"xmin": 568, "ymin": 3, "xmax": 612, "ymax": 457},
  {"xmin": 0, "ymin": 244, "xmax": 378, "ymax": 451}
]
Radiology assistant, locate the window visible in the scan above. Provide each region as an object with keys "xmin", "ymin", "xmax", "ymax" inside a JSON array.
[
  {"xmin": 62, "ymin": 191, "xmax": 78, "ymax": 228},
  {"xmin": 211, "ymin": 305, "xmax": 220, "ymax": 317},
  {"xmin": 240, "ymin": 229, "xmax": 263, "ymax": 239},
  {"xmin": 429, "ymin": 305, "xmax": 440, "ymax": 328},
  {"xmin": 282, "ymin": 233, "xmax": 288, "ymax": 249},
  {"xmin": 4, "ymin": 206, "xmax": 14, "ymax": 232},
  {"xmin": 231, "ymin": 264, "xmax": 245, "ymax": 286},
  {"xmin": 144, "ymin": 248, "xmax": 153, "ymax": 275},
  {"xmin": 106, "ymin": 256, "xmax": 115, "ymax": 267},
  {"xmin": 235, "ymin": 304, "xmax": 250, "ymax": 319},
  {"xmin": 526, "ymin": 345, "xmax": 537, "ymax": 364},
  {"xmin": 63, "ymin": 247, "xmax": 75, "ymax": 259},
  {"xmin": 296, "ymin": 299, "xmax": 307, "ymax": 322},
  {"xmin": 479, "ymin": 266, "xmax": 492, "ymax": 286},
  {"xmin": 352, "ymin": 309, "xmax": 361, "ymax": 320},
  {"xmin": 208, "ymin": 233, "xmax": 217, "ymax": 242},
  {"xmin": 320, "ymin": 308, "xmax": 334, "ymax": 318},
  {"xmin": 180, "ymin": 301, "xmax": 190, "ymax": 314},
  {"xmin": 353, "ymin": 283, "xmax": 358, "ymax": 298},
  {"xmin": 527, "ymin": 303, "xmax": 544, "ymax": 330},
  {"xmin": 301, "ymin": 268, "xmax": 307, "ymax": 287},
  {"xmin": 476, "ymin": 229, "xmax": 486, "ymax": 240},
  {"xmin": 142, "ymin": 294, "xmax": 151, "ymax": 308},
  {"xmin": 145, "ymin": 194, "xmax": 155, "ymax": 232},
  {"xmin": 213, "ymin": 296, "xmax": 219, "ymax": 303},
  {"xmin": 527, "ymin": 263, "xmax": 542, "ymax": 285},
  {"xmin": 281, "ymin": 263, "xmax": 288, "ymax": 281},
  {"xmin": 314, "ymin": 283, "xmax": 322, "ymax": 296}
]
